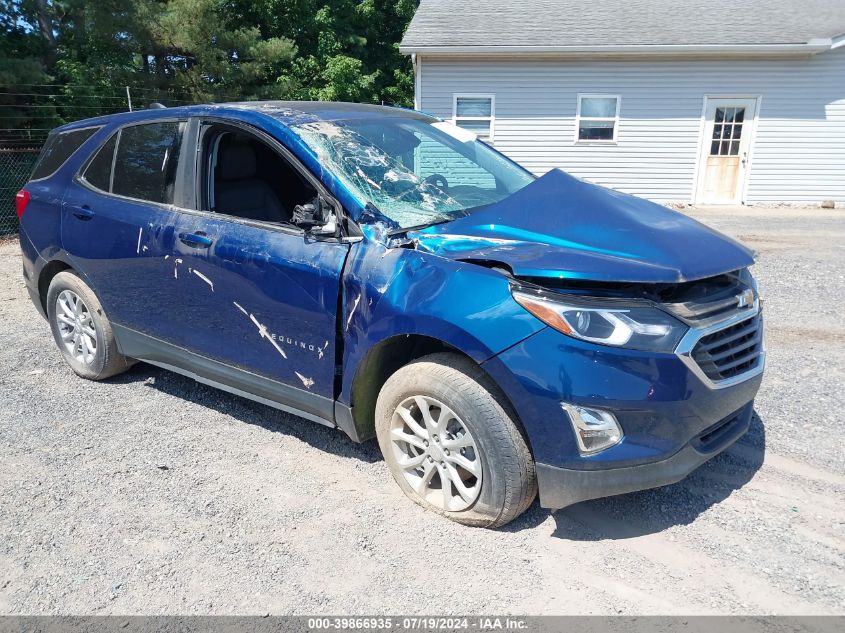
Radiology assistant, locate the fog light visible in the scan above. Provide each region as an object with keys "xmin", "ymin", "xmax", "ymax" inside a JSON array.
[{"xmin": 561, "ymin": 403, "xmax": 623, "ymax": 455}]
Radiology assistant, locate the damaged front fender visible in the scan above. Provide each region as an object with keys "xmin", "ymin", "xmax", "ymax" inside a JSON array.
[{"xmin": 338, "ymin": 233, "xmax": 546, "ymax": 436}]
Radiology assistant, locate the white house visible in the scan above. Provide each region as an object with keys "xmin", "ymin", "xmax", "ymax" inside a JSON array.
[{"xmin": 400, "ymin": 0, "xmax": 845, "ymax": 205}]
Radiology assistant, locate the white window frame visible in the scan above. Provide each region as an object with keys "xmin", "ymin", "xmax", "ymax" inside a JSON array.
[
  {"xmin": 575, "ymin": 93, "xmax": 621, "ymax": 144},
  {"xmin": 452, "ymin": 94, "xmax": 495, "ymax": 143}
]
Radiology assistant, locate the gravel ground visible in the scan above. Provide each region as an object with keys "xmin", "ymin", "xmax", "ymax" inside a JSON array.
[{"xmin": 0, "ymin": 206, "xmax": 843, "ymax": 615}]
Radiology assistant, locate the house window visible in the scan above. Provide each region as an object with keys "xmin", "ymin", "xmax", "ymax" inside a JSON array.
[
  {"xmin": 453, "ymin": 95, "xmax": 494, "ymax": 142},
  {"xmin": 576, "ymin": 94, "xmax": 620, "ymax": 142}
]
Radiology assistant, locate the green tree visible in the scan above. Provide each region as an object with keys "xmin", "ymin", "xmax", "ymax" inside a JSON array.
[
  {"xmin": 2, "ymin": 1, "xmax": 296, "ymax": 111},
  {"xmin": 237, "ymin": 0, "xmax": 417, "ymax": 106},
  {"xmin": 0, "ymin": 0, "xmax": 418, "ymax": 135}
]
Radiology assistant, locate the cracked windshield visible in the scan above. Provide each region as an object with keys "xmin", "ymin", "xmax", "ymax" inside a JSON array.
[{"xmin": 292, "ymin": 117, "xmax": 534, "ymax": 229}]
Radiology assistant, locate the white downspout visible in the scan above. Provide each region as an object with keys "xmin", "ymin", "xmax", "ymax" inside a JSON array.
[{"xmin": 413, "ymin": 53, "xmax": 421, "ymax": 111}]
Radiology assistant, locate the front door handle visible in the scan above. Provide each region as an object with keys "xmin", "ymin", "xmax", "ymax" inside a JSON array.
[
  {"xmin": 71, "ymin": 205, "xmax": 94, "ymax": 221},
  {"xmin": 178, "ymin": 232, "xmax": 213, "ymax": 249}
]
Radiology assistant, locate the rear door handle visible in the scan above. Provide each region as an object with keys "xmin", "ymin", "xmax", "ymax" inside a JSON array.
[
  {"xmin": 178, "ymin": 232, "xmax": 213, "ymax": 249},
  {"xmin": 71, "ymin": 205, "xmax": 94, "ymax": 221}
]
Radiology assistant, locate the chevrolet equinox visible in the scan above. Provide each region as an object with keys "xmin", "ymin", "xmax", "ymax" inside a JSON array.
[{"xmin": 17, "ymin": 102, "xmax": 764, "ymax": 527}]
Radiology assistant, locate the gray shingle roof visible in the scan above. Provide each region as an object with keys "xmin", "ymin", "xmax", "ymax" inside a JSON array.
[{"xmin": 400, "ymin": 0, "xmax": 845, "ymax": 50}]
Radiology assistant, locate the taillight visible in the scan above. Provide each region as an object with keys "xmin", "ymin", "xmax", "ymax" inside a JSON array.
[{"xmin": 15, "ymin": 190, "xmax": 30, "ymax": 219}]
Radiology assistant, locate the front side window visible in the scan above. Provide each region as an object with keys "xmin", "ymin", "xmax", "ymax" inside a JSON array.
[
  {"xmin": 453, "ymin": 95, "xmax": 494, "ymax": 142},
  {"xmin": 576, "ymin": 95, "xmax": 620, "ymax": 142},
  {"xmin": 293, "ymin": 116, "xmax": 533, "ymax": 229},
  {"xmin": 201, "ymin": 126, "xmax": 317, "ymax": 224},
  {"xmin": 31, "ymin": 127, "xmax": 100, "ymax": 180}
]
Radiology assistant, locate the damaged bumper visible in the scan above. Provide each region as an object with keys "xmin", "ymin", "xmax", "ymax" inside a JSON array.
[
  {"xmin": 481, "ymin": 325, "xmax": 763, "ymax": 508},
  {"xmin": 535, "ymin": 402, "xmax": 753, "ymax": 509}
]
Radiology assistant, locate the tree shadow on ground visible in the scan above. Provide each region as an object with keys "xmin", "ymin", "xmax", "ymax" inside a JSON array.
[
  {"xmin": 109, "ymin": 361, "xmax": 383, "ymax": 464},
  {"xmin": 503, "ymin": 412, "xmax": 766, "ymax": 539},
  {"xmin": 112, "ymin": 363, "xmax": 766, "ymax": 534}
]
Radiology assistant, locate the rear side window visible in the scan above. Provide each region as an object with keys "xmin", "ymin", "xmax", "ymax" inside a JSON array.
[
  {"xmin": 31, "ymin": 127, "xmax": 100, "ymax": 180},
  {"xmin": 82, "ymin": 121, "xmax": 185, "ymax": 205}
]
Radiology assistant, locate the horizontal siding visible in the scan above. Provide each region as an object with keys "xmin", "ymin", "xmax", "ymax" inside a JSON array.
[{"xmin": 419, "ymin": 51, "xmax": 845, "ymax": 203}]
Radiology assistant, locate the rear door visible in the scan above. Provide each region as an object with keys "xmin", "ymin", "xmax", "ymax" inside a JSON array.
[{"xmin": 61, "ymin": 119, "xmax": 188, "ymax": 334}]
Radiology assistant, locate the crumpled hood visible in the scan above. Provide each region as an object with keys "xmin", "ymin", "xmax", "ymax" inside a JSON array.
[{"xmin": 408, "ymin": 169, "xmax": 755, "ymax": 283}]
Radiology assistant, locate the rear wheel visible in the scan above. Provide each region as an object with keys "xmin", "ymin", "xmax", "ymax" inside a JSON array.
[
  {"xmin": 46, "ymin": 271, "xmax": 133, "ymax": 380},
  {"xmin": 375, "ymin": 352, "xmax": 536, "ymax": 528}
]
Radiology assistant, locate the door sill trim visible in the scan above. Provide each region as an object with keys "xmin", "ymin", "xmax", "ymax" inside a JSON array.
[
  {"xmin": 142, "ymin": 358, "xmax": 335, "ymax": 428},
  {"xmin": 112, "ymin": 323, "xmax": 337, "ymax": 430}
]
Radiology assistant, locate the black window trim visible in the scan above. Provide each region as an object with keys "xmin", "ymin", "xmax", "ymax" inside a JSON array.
[
  {"xmin": 74, "ymin": 117, "xmax": 190, "ymax": 211},
  {"xmin": 108, "ymin": 128, "xmax": 120, "ymax": 193},
  {"xmin": 185, "ymin": 116, "xmax": 358, "ymax": 240},
  {"xmin": 72, "ymin": 115, "xmax": 360, "ymax": 242},
  {"xmin": 30, "ymin": 124, "xmax": 104, "ymax": 183}
]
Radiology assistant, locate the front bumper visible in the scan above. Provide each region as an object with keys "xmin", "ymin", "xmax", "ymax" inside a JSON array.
[
  {"xmin": 481, "ymin": 323, "xmax": 763, "ymax": 508},
  {"xmin": 535, "ymin": 402, "xmax": 752, "ymax": 509}
]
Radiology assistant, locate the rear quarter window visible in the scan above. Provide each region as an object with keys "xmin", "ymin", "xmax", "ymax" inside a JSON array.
[
  {"xmin": 82, "ymin": 133, "xmax": 118, "ymax": 192},
  {"xmin": 31, "ymin": 127, "xmax": 101, "ymax": 181}
]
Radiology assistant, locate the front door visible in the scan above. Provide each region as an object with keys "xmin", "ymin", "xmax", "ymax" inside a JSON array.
[
  {"xmin": 162, "ymin": 212, "xmax": 348, "ymax": 401},
  {"xmin": 696, "ymin": 98, "xmax": 757, "ymax": 205},
  {"xmin": 157, "ymin": 120, "xmax": 350, "ymax": 404}
]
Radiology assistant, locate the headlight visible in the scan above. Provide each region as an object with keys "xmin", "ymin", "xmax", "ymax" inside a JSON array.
[{"xmin": 512, "ymin": 289, "xmax": 688, "ymax": 352}]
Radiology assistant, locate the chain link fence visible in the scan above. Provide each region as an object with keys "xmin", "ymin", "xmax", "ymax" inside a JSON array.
[
  {"xmin": 0, "ymin": 86, "xmax": 243, "ymax": 237},
  {"xmin": 0, "ymin": 145, "xmax": 42, "ymax": 235}
]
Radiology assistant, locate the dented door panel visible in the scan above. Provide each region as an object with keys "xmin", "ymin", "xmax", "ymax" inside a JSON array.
[
  {"xmin": 61, "ymin": 182, "xmax": 175, "ymax": 335},
  {"xmin": 156, "ymin": 211, "xmax": 349, "ymax": 398}
]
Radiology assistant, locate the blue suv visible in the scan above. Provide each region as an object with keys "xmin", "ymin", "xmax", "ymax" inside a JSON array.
[{"xmin": 17, "ymin": 102, "xmax": 764, "ymax": 528}]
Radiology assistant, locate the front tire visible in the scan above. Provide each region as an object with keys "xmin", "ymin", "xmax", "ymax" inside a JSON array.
[
  {"xmin": 46, "ymin": 271, "xmax": 133, "ymax": 380},
  {"xmin": 375, "ymin": 353, "xmax": 536, "ymax": 528}
]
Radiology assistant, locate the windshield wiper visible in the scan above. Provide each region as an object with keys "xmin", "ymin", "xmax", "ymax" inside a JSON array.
[{"xmin": 387, "ymin": 217, "xmax": 454, "ymax": 236}]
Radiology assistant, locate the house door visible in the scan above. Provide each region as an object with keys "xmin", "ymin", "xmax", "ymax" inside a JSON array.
[{"xmin": 696, "ymin": 98, "xmax": 757, "ymax": 204}]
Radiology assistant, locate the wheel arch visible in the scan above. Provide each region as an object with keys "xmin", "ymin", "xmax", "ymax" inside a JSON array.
[
  {"xmin": 345, "ymin": 334, "xmax": 528, "ymax": 449},
  {"xmin": 38, "ymin": 259, "xmax": 74, "ymax": 316}
]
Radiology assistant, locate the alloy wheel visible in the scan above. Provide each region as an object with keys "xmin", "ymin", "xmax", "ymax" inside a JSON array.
[
  {"xmin": 389, "ymin": 395, "xmax": 482, "ymax": 511},
  {"xmin": 55, "ymin": 290, "xmax": 97, "ymax": 364}
]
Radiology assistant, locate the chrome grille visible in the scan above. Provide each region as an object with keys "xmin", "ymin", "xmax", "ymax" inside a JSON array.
[
  {"xmin": 666, "ymin": 292, "xmax": 747, "ymax": 324},
  {"xmin": 691, "ymin": 312, "xmax": 764, "ymax": 381},
  {"xmin": 663, "ymin": 276, "xmax": 755, "ymax": 327}
]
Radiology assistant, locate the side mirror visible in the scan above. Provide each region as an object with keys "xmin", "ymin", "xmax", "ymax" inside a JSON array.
[
  {"xmin": 310, "ymin": 219, "xmax": 337, "ymax": 236},
  {"xmin": 292, "ymin": 200, "xmax": 323, "ymax": 228},
  {"xmin": 292, "ymin": 197, "xmax": 338, "ymax": 236}
]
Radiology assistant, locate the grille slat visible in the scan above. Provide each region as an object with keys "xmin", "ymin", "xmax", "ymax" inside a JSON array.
[
  {"xmin": 714, "ymin": 348, "xmax": 762, "ymax": 373},
  {"xmin": 707, "ymin": 330, "xmax": 763, "ymax": 362},
  {"xmin": 691, "ymin": 312, "xmax": 763, "ymax": 381},
  {"xmin": 663, "ymin": 275, "xmax": 754, "ymax": 326},
  {"xmin": 670, "ymin": 295, "xmax": 745, "ymax": 321},
  {"xmin": 698, "ymin": 319, "xmax": 759, "ymax": 353}
]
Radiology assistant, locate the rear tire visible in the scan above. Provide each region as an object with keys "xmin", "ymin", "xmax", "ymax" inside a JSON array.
[
  {"xmin": 46, "ymin": 271, "xmax": 133, "ymax": 380},
  {"xmin": 375, "ymin": 352, "xmax": 536, "ymax": 528}
]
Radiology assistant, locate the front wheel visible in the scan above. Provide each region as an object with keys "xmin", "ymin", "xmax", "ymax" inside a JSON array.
[{"xmin": 375, "ymin": 353, "xmax": 536, "ymax": 528}]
